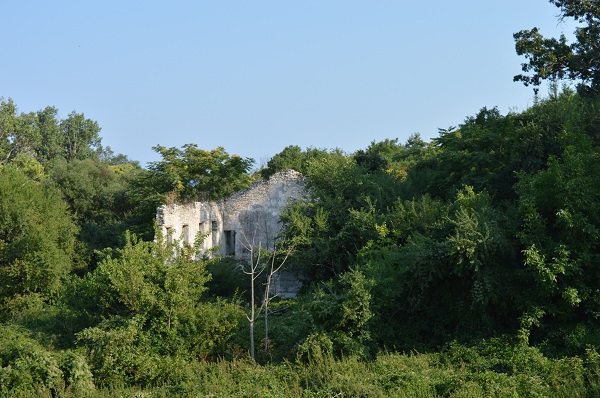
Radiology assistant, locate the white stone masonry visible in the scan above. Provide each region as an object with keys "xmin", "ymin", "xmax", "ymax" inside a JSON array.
[{"xmin": 156, "ymin": 170, "xmax": 305, "ymax": 257}]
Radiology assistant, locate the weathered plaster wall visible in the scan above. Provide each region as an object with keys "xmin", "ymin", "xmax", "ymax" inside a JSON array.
[
  {"xmin": 156, "ymin": 170, "xmax": 306, "ymax": 297},
  {"xmin": 156, "ymin": 169, "xmax": 305, "ymax": 255},
  {"xmin": 223, "ymin": 169, "xmax": 305, "ymax": 254},
  {"xmin": 156, "ymin": 201, "xmax": 223, "ymax": 252}
]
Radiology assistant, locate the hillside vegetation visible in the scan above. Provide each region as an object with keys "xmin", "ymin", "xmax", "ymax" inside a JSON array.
[{"xmin": 2, "ymin": 1, "xmax": 600, "ymax": 396}]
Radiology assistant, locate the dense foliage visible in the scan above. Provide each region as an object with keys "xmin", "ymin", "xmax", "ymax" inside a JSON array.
[
  {"xmin": 514, "ymin": 0, "xmax": 600, "ymax": 96},
  {"xmin": 275, "ymin": 88, "xmax": 600, "ymax": 359},
  {"xmin": 0, "ymin": 168, "xmax": 78, "ymax": 317},
  {"xmin": 2, "ymin": 1, "xmax": 600, "ymax": 395}
]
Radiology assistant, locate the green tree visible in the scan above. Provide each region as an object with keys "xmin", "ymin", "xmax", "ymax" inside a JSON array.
[
  {"xmin": 353, "ymin": 188, "xmax": 522, "ymax": 349},
  {"xmin": 148, "ymin": 144, "xmax": 254, "ymax": 202},
  {"xmin": 74, "ymin": 233, "xmax": 243, "ymax": 385},
  {"xmin": 60, "ymin": 111, "xmax": 102, "ymax": 161},
  {"xmin": 280, "ymin": 147, "xmax": 406, "ymax": 282},
  {"xmin": 0, "ymin": 99, "xmax": 40, "ymax": 166},
  {"xmin": 260, "ymin": 145, "xmax": 304, "ymax": 179},
  {"xmin": 418, "ymin": 90, "xmax": 588, "ymax": 202},
  {"xmin": 299, "ymin": 269, "xmax": 374, "ymax": 359},
  {"xmin": 514, "ymin": 0, "xmax": 600, "ymax": 96},
  {"xmin": 0, "ymin": 168, "xmax": 78, "ymax": 317},
  {"xmin": 1, "ymin": 99, "xmax": 104, "ymax": 166},
  {"xmin": 260, "ymin": 145, "xmax": 330, "ymax": 179},
  {"xmin": 128, "ymin": 144, "xmax": 254, "ymax": 239},
  {"xmin": 34, "ymin": 106, "xmax": 63, "ymax": 165},
  {"xmin": 47, "ymin": 157, "xmax": 142, "ymax": 266},
  {"xmin": 427, "ymin": 108, "xmax": 513, "ymax": 199},
  {"xmin": 516, "ymin": 131, "xmax": 600, "ymax": 351}
]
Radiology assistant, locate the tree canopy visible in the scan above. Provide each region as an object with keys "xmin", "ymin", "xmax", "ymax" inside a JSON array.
[
  {"xmin": 514, "ymin": 0, "xmax": 600, "ymax": 96},
  {"xmin": 0, "ymin": 168, "xmax": 78, "ymax": 316},
  {"xmin": 3, "ymin": 2, "xmax": 600, "ymax": 393},
  {"xmin": 147, "ymin": 144, "xmax": 254, "ymax": 202}
]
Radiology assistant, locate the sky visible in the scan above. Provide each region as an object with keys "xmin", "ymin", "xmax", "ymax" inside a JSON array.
[{"xmin": 1, "ymin": 1, "xmax": 574, "ymax": 168}]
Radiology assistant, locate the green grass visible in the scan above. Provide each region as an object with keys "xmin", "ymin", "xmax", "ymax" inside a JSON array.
[
  {"xmin": 4, "ymin": 330, "xmax": 600, "ymax": 397},
  {"xmin": 46, "ymin": 345, "xmax": 598, "ymax": 397}
]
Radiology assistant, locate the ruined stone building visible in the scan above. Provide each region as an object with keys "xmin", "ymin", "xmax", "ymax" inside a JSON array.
[{"xmin": 156, "ymin": 170, "xmax": 305, "ymax": 297}]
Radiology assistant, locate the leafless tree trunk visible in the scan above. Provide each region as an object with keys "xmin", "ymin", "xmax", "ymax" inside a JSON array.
[
  {"xmin": 240, "ymin": 221, "xmax": 263, "ymax": 361},
  {"xmin": 239, "ymin": 209, "xmax": 293, "ymax": 361}
]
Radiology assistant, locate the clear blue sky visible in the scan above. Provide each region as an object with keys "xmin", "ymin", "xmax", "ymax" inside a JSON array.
[{"xmin": 1, "ymin": 1, "xmax": 573, "ymax": 167}]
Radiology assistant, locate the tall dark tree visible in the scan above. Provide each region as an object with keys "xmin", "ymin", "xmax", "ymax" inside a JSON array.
[
  {"xmin": 34, "ymin": 106, "xmax": 63, "ymax": 164},
  {"xmin": 0, "ymin": 168, "xmax": 78, "ymax": 317},
  {"xmin": 514, "ymin": 0, "xmax": 600, "ymax": 96}
]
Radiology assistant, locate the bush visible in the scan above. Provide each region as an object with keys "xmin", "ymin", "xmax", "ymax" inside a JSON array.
[
  {"xmin": 0, "ymin": 323, "xmax": 94, "ymax": 396},
  {"xmin": 206, "ymin": 257, "xmax": 246, "ymax": 298}
]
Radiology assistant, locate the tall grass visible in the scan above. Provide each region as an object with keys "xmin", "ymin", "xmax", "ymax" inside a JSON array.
[{"xmin": 55, "ymin": 343, "xmax": 598, "ymax": 397}]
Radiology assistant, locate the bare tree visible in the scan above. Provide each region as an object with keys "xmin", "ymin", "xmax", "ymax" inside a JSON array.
[{"xmin": 238, "ymin": 208, "xmax": 293, "ymax": 360}]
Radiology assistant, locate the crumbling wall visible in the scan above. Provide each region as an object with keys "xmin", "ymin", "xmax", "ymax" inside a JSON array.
[
  {"xmin": 225, "ymin": 169, "xmax": 305, "ymax": 254},
  {"xmin": 156, "ymin": 170, "xmax": 305, "ymax": 256},
  {"xmin": 156, "ymin": 201, "xmax": 224, "ymax": 252},
  {"xmin": 156, "ymin": 170, "xmax": 305, "ymax": 298}
]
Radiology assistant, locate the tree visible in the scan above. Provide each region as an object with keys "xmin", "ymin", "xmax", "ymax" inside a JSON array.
[
  {"xmin": 47, "ymin": 157, "xmax": 142, "ymax": 266},
  {"xmin": 298, "ymin": 269, "xmax": 374, "ymax": 359},
  {"xmin": 127, "ymin": 144, "xmax": 254, "ymax": 239},
  {"xmin": 418, "ymin": 92, "xmax": 589, "ymax": 202},
  {"xmin": 349, "ymin": 187, "xmax": 522, "ymax": 350},
  {"xmin": 516, "ymin": 131, "xmax": 600, "ymax": 350},
  {"xmin": 427, "ymin": 108, "xmax": 512, "ymax": 199},
  {"xmin": 0, "ymin": 99, "xmax": 108, "ymax": 167},
  {"xmin": 280, "ymin": 148, "xmax": 403, "ymax": 282},
  {"xmin": 514, "ymin": 0, "xmax": 600, "ymax": 96},
  {"xmin": 260, "ymin": 145, "xmax": 330, "ymax": 179},
  {"xmin": 0, "ymin": 99, "xmax": 40, "ymax": 166},
  {"xmin": 260, "ymin": 145, "xmax": 304, "ymax": 179},
  {"xmin": 60, "ymin": 111, "xmax": 102, "ymax": 161},
  {"xmin": 148, "ymin": 144, "xmax": 254, "ymax": 202},
  {"xmin": 0, "ymin": 168, "xmax": 78, "ymax": 317},
  {"xmin": 74, "ymin": 232, "xmax": 243, "ymax": 385},
  {"xmin": 34, "ymin": 106, "xmax": 63, "ymax": 165},
  {"xmin": 238, "ymin": 208, "xmax": 293, "ymax": 360}
]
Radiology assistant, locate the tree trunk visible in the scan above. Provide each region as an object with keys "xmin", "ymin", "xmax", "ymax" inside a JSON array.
[
  {"xmin": 249, "ymin": 262, "xmax": 256, "ymax": 360},
  {"xmin": 264, "ymin": 295, "xmax": 269, "ymax": 351}
]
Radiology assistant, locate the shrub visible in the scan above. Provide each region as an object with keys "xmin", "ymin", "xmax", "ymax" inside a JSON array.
[{"xmin": 0, "ymin": 323, "xmax": 94, "ymax": 396}]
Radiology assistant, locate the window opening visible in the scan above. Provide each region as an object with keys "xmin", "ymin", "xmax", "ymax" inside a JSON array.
[
  {"xmin": 224, "ymin": 230, "xmax": 236, "ymax": 256},
  {"xmin": 182, "ymin": 224, "xmax": 190, "ymax": 244},
  {"xmin": 211, "ymin": 221, "xmax": 218, "ymax": 247}
]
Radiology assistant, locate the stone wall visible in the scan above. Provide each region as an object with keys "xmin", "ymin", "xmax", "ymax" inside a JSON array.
[
  {"xmin": 156, "ymin": 170, "xmax": 306, "ymax": 297},
  {"xmin": 156, "ymin": 201, "xmax": 224, "ymax": 252},
  {"xmin": 157, "ymin": 169, "xmax": 305, "ymax": 255},
  {"xmin": 156, "ymin": 170, "xmax": 305, "ymax": 257},
  {"xmin": 223, "ymin": 169, "xmax": 305, "ymax": 254}
]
